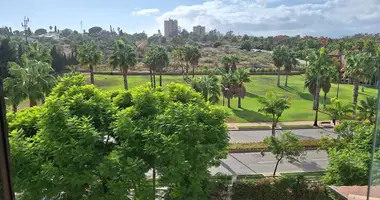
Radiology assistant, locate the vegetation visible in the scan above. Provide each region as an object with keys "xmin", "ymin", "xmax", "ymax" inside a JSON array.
[
  {"xmin": 258, "ymin": 91, "xmax": 291, "ymax": 135},
  {"xmin": 264, "ymin": 131, "xmax": 305, "ymax": 177},
  {"xmin": 228, "ymin": 139, "xmax": 319, "ymax": 152},
  {"xmin": 237, "ymin": 126, "xmax": 271, "ymax": 130},
  {"xmin": 77, "ymin": 42, "xmax": 103, "ymax": 84}
]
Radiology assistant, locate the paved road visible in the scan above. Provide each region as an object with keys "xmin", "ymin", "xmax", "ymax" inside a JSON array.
[
  {"xmin": 210, "ymin": 150, "xmax": 328, "ymax": 175},
  {"xmin": 229, "ymin": 128, "xmax": 335, "ymax": 143}
]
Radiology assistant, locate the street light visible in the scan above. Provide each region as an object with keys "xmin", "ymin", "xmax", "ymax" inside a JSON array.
[{"xmin": 0, "ymin": 59, "xmax": 15, "ymax": 199}]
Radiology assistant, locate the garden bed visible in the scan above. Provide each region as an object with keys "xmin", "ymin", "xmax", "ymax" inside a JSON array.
[{"xmin": 228, "ymin": 139, "xmax": 320, "ymax": 153}]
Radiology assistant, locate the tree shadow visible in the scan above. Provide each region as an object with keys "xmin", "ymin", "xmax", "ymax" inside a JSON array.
[
  {"xmin": 290, "ymin": 160, "xmax": 325, "ymax": 172},
  {"xmin": 245, "ymin": 92, "xmax": 260, "ymax": 98},
  {"xmin": 231, "ymin": 107, "xmax": 270, "ymax": 122},
  {"xmin": 279, "ymin": 85, "xmax": 298, "ymax": 94},
  {"xmin": 297, "ymin": 91, "xmax": 314, "ymax": 101}
]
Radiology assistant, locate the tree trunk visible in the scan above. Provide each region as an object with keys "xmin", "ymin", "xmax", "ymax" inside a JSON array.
[
  {"xmin": 153, "ymin": 70, "xmax": 156, "ymax": 88},
  {"xmin": 313, "ymin": 87, "xmax": 320, "ymax": 126},
  {"xmin": 149, "ymin": 68, "xmax": 153, "ymax": 88},
  {"xmin": 277, "ymin": 67, "xmax": 281, "ymax": 87},
  {"xmin": 12, "ymin": 104, "xmax": 17, "ymax": 113},
  {"xmin": 181, "ymin": 64, "xmax": 185, "ymax": 79},
  {"xmin": 361, "ymin": 84, "xmax": 365, "ymax": 92},
  {"xmin": 192, "ymin": 64, "xmax": 195, "ymax": 78},
  {"xmin": 29, "ymin": 98, "xmax": 37, "ymax": 107},
  {"xmin": 336, "ymin": 81, "xmax": 340, "ymax": 98},
  {"xmin": 323, "ymin": 92, "xmax": 327, "ymax": 109},
  {"xmin": 273, "ymin": 156, "xmax": 283, "ymax": 177},
  {"xmin": 227, "ymin": 97, "xmax": 231, "ymax": 108},
  {"xmin": 41, "ymin": 95, "xmax": 45, "ymax": 104},
  {"xmin": 238, "ymin": 97, "xmax": 241, "ymax": 108},
  {"xmin": 336, "ymin": 70, "xmax": 341, "ymax": 98},
  {"xmin": 89, "ymin": 65, "xmax": 94, "ymax": 84},
  {"xmin": 122, "ymin": 73, "xmax": 128, "ymax": 90},
  {"xmin": 353, "ymin": 79, "xmax": 359, "ymax": 110},
  {"xmin": 159, "ymin": 68, "xmax": 163, "ymax": 86},
  {"xmin": 186, "ymin": 62, "xmax": 189, "ymax": 77},
  {"xmin": 271, "ymin": 114, "xmax": 276, "ymax": 136},
  {"xmin": 312, "ymin": 95, "xmax": 317, "ymax": 110},
  {"xmin": 285, "ymin": 73, "xmax": 289, "ymax": 87},
  {"xmin": 152, "ymin": 167, "xmax": 156, "ymax": 200}
]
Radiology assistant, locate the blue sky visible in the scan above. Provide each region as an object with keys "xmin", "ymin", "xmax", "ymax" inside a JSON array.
[{"xmin": 1, "ymin": 0, "xmax": 379, "ymax": 37}]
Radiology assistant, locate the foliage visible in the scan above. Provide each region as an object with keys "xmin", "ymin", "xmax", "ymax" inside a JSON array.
[
  {"xmin": 191, "ymin": 74, "xmax": 220, "ymax": 104},
  {"xmin": 25, "ymin": 43, "xmax": 52, "ymax": 64},
  {"xmin": 88, "ymin": 26, "xmax": 103, "ymax": 35},
  {"xmin": 324, "ymin": 98, "xmax": 353, "ymax": 121},
  {"xmin": 264, "ymin": 131, "xmax": 305, "ymax": 177},
  {"xmin": 231, "ymin": 176, "xmax": 330, "ymax": 200},
  {"xmin": 240, "ymin": 40, "xmax": 252, "ymax": 51},
  {"xmin": 77, "ymin": 42, "xmax": 103, "ymax": 84},
  {"xmin": 7, "ymin": 106, "xmax": 44, "ymax": 137},
  {"xmin": 112, "ymin": 90, "xmax": 133, "ymax": 109},
  {"xmin": 258, "ymin": 91, "xmax": 291, "ymax": 135},
  {"xmin": 213, "ymin": 41, "xmax": 222, "ymax": 48},
  {"xmin": 357, "ymin": 96, "xmax": 377, "ymax": 123},
  {"xmin": 34, "ymin": 28, "xmax": 47, "ymax": 35}
]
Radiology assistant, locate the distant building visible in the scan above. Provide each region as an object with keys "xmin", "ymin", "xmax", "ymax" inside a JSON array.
[
  {"xmin": 193, "ymin": 25, "xmax": 206, "ymax": 37},
  {"xmin": 164, "ymin": 19, "xmax": 178, "ymax": 38}
]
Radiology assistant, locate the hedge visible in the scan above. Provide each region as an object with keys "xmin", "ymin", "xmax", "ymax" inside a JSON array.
[{"xmin": 228, "ymin": 139, "xmax": 320, "ymax": 152}]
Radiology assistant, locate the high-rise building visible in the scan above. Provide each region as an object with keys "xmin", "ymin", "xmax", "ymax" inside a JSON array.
[
  {"xmin": 164, "ymin": 19, "xmax": 178, "ymax": 38},
  {"xmin": 193, "ymin": 25, "xmax": 206, "ymax": 37}
]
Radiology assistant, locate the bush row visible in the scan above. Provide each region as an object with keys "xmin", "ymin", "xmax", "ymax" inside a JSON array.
[{"xmin": 228, "ymin": 139, "xmax": 320, "ymax": 152}]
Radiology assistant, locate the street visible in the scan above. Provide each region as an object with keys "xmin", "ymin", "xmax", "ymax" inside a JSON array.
[
  {"xmin": 229, "ymin": 128, "xmax": 335, "ymax": 143},
  {"xmin": 210, "ymin": 150, "xmax": 328, "ymax": 175}
]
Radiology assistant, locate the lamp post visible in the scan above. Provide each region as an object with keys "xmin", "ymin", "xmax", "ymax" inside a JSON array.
[{"xmin": 0, "ymin": 51, "xmax": 15, "ymax": 200}]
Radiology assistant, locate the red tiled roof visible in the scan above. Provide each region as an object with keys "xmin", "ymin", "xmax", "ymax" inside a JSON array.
[{"xmin": 329, "ymin": 186, "xmax": 380, "ymax": 199}]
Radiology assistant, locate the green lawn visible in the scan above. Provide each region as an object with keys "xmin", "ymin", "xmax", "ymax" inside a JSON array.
[{"xmin": 88, "ymin": 73, "xmax": 379, "ymax": 123}]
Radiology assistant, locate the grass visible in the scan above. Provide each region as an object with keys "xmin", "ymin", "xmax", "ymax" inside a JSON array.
[
  {"xmin": 281, "ymin": 171, "xmax": 325, "ymax": 181},
  {"xmin": 237, "ymin": 126, "xmax": 271, "ymax": 130},
  {"xmin": 281, "ymin": 124, "xmax": 316, "ymax": 129},
  {"xmin": 87, "ymin": 73, "xmax": 378, "ymax": 123},
  {"xmin": 228, "ymin": 139, "xmax": 320, "ymax": 152}
]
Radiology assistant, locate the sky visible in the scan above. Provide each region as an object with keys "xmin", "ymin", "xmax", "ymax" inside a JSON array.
[{"xmin": 1, "ymin": 0, "xmax": 379, "ymax": 37}]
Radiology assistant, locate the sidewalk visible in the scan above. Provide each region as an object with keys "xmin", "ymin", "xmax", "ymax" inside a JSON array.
[{"xmin": 227, "ymin": 120, "xmax": 332, "ymax": 130}]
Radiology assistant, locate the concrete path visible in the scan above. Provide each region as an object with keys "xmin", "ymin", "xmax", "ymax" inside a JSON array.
[
  {"xmin": 210, "ymin": 150, "xmax": 328, "ymax": 175},
  {"xmin": 229, "ymin": 128, "xmax": 335, "ymax": 143}
]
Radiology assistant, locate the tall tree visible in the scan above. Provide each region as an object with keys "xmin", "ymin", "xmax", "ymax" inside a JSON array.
[
  {"xmin": 284, "ymin": 50, "xmax": 298, "ymax": 87},
  {"xmin": 189, "ymin": 45, "xmax": 201, "ymax": 78},
  {"xmin": 4, "ymin": 56, "xmax": 56, "ymax": 107},
  {"xmin": 305, "ymin": 47, "xmax": 336, "ymax": 126},
  {"xmin": 221, "ymin": 56, "xmax": 231, "ymax": 72},
  {"xmin": 345, "ymin": 52, "xmax": 371, "ymax": 110},
  {"xmin": 77, "ymin": 43, "xmax": 103, "ymax": 84},
  {"xmin": 191, "ymin": 74, "xmax": 220, "ymax": 104},
  {"xmin": 258, "ymin": 91, "xmax": 291, "ymax": 136},
  {"xmin": 143, "ymin": 46, "xmax": 169, "ymax": 87},
  {"xmin": 235, "ymin": 68, "xmax": 250, "ymax": 108},
  {"xmin": 229, "ymin": 55, "xmax": 239, "ymax": 71},
  {"xmin": 109, "ymin": 40, "xmax": 137, "ymax": 90},
  {"xmin": 172, "ymin": 46, "xmax": 185, "ymax": 78},
  {"xmin": 357, "ymin": 96, "xmax": 377, "ymax": 123},
  {"xmin": 221, "ymin": 70, "xmax": 237, "ymax": 108},
  {"xmin": 25, "ymin": 43, "xmax": 52, "ymax": 64},
  {"xmin": 264, "ymin": 131, "xmax": 304, "ymax": 177},
  {"xmin": 273, "ymin": 45, "xmax": 289, "ymax": 87}
]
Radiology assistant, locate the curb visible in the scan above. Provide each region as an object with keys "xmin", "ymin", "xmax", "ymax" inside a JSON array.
[{"xmin": 228, "ymin": 146, "xmax": 319, "ymax": 153}]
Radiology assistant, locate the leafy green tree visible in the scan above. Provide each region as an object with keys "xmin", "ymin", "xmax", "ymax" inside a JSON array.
[
  {"xmin": 258, "ymin": 91, "xmax": 291, "ymax": 136},
  {"xmin": 143, "ymin": 45, "xmax": 169, "ymax": 87},
  {"xmin": 273, "ymin": 45, "xmax": 289, "ymax": 87},
  {"xmin": 4, "ymin": 57, "xmax": 56, "ymax": 107},
  {"xmin": 34, "ymin": 28, "xmax": 47, "ymax": 35},
  {"xmin": 240, "ymin": 40, "xmax": 252, "ymax": 51},
  {"xmin": 357, "ymin": 96, "xmax": 377, "ymax": 123},
  {"xmin": 235, "ymin": 68, "xmax": 250, "ymax": 108},
  {"xmin": 0, "ymin": 37, "xmax": 17, "ymax": 80},
  {"xmin": 264, "ymin": 131, "xmax": 305, "ymax": 177},
  {"xmin": 77, "ymin": 42, "xmax": 103, "ymax": 84},
  {"xmin": 305, "ymin": 47, "xmax": 336, "ymax": 126},
  {"xmin": 284, "ymin": 50, "xmax": 298, "ymax": 87},
  {"xmin": 345, "ymin": 52, "xmax": 371, "ymax": 110},
  {"xmin": 191, "ymin": 74, "xmax": 220, "ymax": 104},
  {"xmin": 109, "ymin": 40, "xmax": 137, "ymax": 90},
  {"xmin": 221, "ymin": 55, "xmax": 231, "ymax": 72},
  {"xmin": 189, "ymin": 45, "xmax": 201, "ymax": 78},
  {"xmin": 229, "ymin": 55, "xmax": 239, "ymax": 71},
  {"xmin": 324, "ymin": 98, "xmax": 353, "ymax": 125},
  {"xmin": 25, "ymin": 43, "xmax": 52, "ymax": 64},
  {"xmin": 88, "ymin": 26, "xmax": 103, "ymax": 35}
]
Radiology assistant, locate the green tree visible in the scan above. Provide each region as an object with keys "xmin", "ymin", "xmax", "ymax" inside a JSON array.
[
  {"xmin": 240, "ymin": 40, "xmax": 252, "ymax": 51},
  {"xmin": 143, "ymin": 45, "xmax": 169, "ymax": 87},
  {"xmin": 324, "ymin": 98, "xmax": 352, "ymax": 125},
  {"xmin": 264, "ymin": 131, "xmax": 305, "ymax": 177},
  {"xmin": 357, "ymin": 96, "xmax": 377, "ymax": 123},
  {"xmin": 235, "ymin": 68, "xmax": 250, "ymax": 108},
  {"xmin": 221, "ymin": 55, "xmax": 231, "ymax": 72},
  {"xmin": 4, "ymin": 57, "xmax": 56, "ymax": 107},
  {"xmin": 25, "ymin": 43, "xmax": 52, "ymax": 64},
  {"xmin": 273, "ymin": 45, "xmax": 289, "ymax": 87},
  {"xmin": 77, "ymin": 42, "xmax": 103, "ymax": 84},
  {"xmin": 172, "ymin": 46, "xmax": 185, "ymax": 77},
  {"xmin": 229, "ymin": 55, "xmax": 239, "ymax": 71},
  {"xmin": 34, "ymin": 28, "xmax": 47, "ymax": 35},
  {"xmin": 189, "ymin": 45, "xmax": 201, "ymax": 78},
  {"xmin": 258, "ymin": 91, "xmax": 291, "ymax": 136},
  {"xmin": 345, "ymin": 52, "xmax": 371, "ymax": 110},
  {"xmin": 109, "ymin": 40, "xmax": 137, "ymax": 90},
  {"xmin": 221, "ymin": 70, "xmax": 237, "ymax": 108},
  {"xmin": 191, "ymin": 74, "xmax": 220, "ymax": 104},
  {"xmin": 305, "ymin": 47, "xmax": 336, "ymax": 126},
  {"xmin": 284, "ymin": 50, "xmax": 298, "ymax": 87}
]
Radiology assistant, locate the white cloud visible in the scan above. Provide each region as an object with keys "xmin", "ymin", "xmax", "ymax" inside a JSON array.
[
  {"xmin": 132, "ymin": 8, "xmax": 160, "ymax": 16},
  {"xmin": 156, "ymin": 0, "xmax": 380, "ymax": 37}
]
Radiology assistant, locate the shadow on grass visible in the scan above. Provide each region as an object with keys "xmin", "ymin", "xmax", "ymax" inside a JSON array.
[
  {"xmin": 231, "ymin": 107, "xmax": 270, "ymax": 122},
  {"xmin": 246, "ymin": 92, "xmax": 260, "ymax": 98},
  {"xmin": 290, "ymin": 160, "xmax": 325, "ymax": 172},
  {"xmin": 297, "ymin": 92, "xmax": 314, "ymax": 101},
  {"xmin": 279, "ymin": 85, "xmax": 298, "ymax": 94}
]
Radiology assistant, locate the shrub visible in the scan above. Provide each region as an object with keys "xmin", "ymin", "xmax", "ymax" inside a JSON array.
[
  {"xmin": 240, "ymin": 40, "xmax": 252, "ymax": 51},
  {"xmin": 8, "ymin": 106, "xmax": 44, "ymax": 137},
  {"xmin": 112, "ymin": 90, "xmax": 133, "ymax": 109},
  {"xmin": 213, "ymin": 41, "xmax": 222, "ymax": 48}
]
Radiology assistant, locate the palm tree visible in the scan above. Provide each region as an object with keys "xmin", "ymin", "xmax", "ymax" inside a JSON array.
[
  {"xmin": 109, "ymin": 40, "xmax": 137, "ymax": 90},
  {"xmin": 4, "ymin": 56, "xmax": 56, "ymax": 107},
  {"xmin": 324, "ymin": 98, "xmax": 352, "ymax": 125},
  {"xmin": 305, "ymin": 47, "xmax": 336, "ymax": 126},
  {"xmin": 143, "ymin": 46, "xmax": 169, "ymax": 88},
  {"xmin": 322, "ymin": 82, "xmax": 331, "ymax": 109},
  {"xmin": 235, "ymin": 68, "xmax": 250, "ymax": 108},
  {"xmin": 345, "ymin": 52, "xmax": 370, "ymax": 110},
  {"xmin": 221, "ymin": 56, "xmax": 231, "ymax": 72},
  {"xmin": 77, "ymin": 43, "xmax": 103, "ymax": 84},
  {"xmin": 357, "ymin": 96, "xmax": 377, "ymax": 123},
  {"xmin": 229, "ymin": 55, "xmax": 239, "ymax": 71},
  {"xmin": 273, "ymin": 45, "xmax": 289, "ymax": 87},
  {"xmin": 221, "ymin": 70, "xmax": 237, "ymax": 108},
  {"xmin": 25, "ymin": 43, "xmax": 51, "ymax": 64},
  {"xmin": 3, "ymin": 69, "xmax": 26, "ymax": 112},
  {"xmin": 258, "ymin": 91, "xmax": 291, "ymax": 136},
  {"xmin": 284, "ymin": 51, "xmax": 298, "ymax": 87},
  {"xmin": 189, "ymin": 46, "xmax": 201, "ymax": 78},
  {"xmin": 172, "ymin": 46, "xmax": 185, "ymax": 78},
  {"xmin": 191, "ymin": 74, "xmax": 220, "ymax": 104}
]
